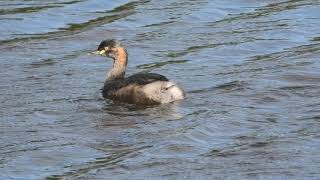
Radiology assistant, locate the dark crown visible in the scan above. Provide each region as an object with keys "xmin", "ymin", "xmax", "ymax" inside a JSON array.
[{"xmin": 97, "ymin": 39, "xmax": 117, "ymax": 51}]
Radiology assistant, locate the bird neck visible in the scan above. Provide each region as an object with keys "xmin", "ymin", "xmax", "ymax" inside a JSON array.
[{"xmin": 107, "ymin": 47, "xmax": 128, "ymax": 80}]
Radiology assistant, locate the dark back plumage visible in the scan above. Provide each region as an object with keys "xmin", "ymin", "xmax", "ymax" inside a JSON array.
[{"xmin": 102, "ymin": 73, "xmax": 168, "ymax": 96}]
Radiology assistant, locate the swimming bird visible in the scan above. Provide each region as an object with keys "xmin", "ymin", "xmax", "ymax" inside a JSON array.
[{"xmin": 93, "ymin": 39, "xmax": 185, "ymax": 105}]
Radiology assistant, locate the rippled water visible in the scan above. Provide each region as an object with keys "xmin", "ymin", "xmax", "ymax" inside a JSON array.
[{"xmin": 1, "ymin": 0, "xmax": 320, "ymax": 179}]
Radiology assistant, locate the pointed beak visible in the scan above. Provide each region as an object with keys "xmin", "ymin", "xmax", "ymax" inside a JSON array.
[{"xmin": 90, "ymin": 50, "xmax": 106, "ymax": 55}]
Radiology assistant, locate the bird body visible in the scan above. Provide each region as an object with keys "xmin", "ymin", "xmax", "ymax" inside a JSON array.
[{"xmin": 94, "ymin": 39, "xmax": 185, "ymax": 105}]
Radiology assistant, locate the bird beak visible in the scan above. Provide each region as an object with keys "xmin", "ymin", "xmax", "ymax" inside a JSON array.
[{"xmin": 91, "ymin": 50, "xmax": 106, "ymax": 55}]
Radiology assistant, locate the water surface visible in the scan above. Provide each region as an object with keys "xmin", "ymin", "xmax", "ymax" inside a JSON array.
[{"xmin": 1, "ymin": 0, "xmax": 320, "ymax": 179}]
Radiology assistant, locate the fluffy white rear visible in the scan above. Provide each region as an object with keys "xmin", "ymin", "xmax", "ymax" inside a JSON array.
[{"xmin": 142, "ymin": 81, "xmax": 185, "ymax": 104}]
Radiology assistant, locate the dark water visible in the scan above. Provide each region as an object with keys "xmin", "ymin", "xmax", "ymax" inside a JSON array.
[{"xmin": 1, "ymin": 0, "xmax": 320, "ymax": 179}]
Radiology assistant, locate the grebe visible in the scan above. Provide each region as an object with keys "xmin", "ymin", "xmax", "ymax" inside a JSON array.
[{"xmin": 93, "ymin": 39, "xmax": 185, "ymax": 105}]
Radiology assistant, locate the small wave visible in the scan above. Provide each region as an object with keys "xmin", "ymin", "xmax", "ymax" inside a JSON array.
[
  {"xmin": 137, "ymin": 60, "xmax": 189, "ymax": 70},
  {"xmin": 189, "ymin": 80, "xmax": 249, "ymax": 94}
]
